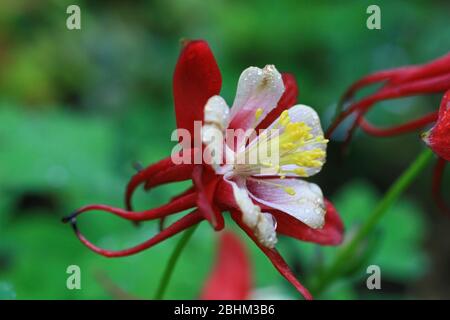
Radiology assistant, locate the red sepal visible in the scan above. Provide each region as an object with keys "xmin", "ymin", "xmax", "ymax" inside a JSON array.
[
  {"xmin": 272, "ymin": 199, "xmax": 344, "ymax": 245},
  {"xmin": 66, "ymin": 210, "xmax": 203, "ymax": 257},
  {"xmin": 173, "ymin": 40, "xmax": 222, "ymax": 139},
  {"xmin": 193, "ymin": 165, "xmax": 224, "ymax": 230},
  {"xmin": 426, "ymin": 91, "xmax": 450, "ymax": 161}
]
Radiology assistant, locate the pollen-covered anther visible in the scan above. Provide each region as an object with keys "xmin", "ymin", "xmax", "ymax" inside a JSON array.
[
  {"xmin": 283, "ymin": 186, "xmax": 296, "ymax": 196},
  {"xmin": 272, "ymin": 113, "xmax": 328, "ymax": 172},
  {"xmin": 255, "ymin": 108, "xmax": 264, "ymax": 121},
  {"xmin": 291, "ymin": 149, "xmax": 326, "ymax": 167},
  {"xmin": 421, "ymin": 131, "xmax": 430, "ymax": 144}
]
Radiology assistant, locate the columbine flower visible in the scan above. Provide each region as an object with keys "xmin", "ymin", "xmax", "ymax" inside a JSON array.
[
  {"xmin": 327, "ymin": 52, "xmax": 450, "ymax": 213},
  {"xmin": 64, "ymin": 40, "xmax": 344, "ymax": 300},
  {"xmin": 422, "ymin": 90, "xmax": 450, "ymax": 162},
  {"xmin": 198, "ymin": 63, "xmax": 330, "ymax": 248}
]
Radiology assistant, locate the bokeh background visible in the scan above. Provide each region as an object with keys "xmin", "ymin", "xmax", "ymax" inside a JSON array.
[{"xmin": 0, "ymin": 0, "xmax": 449, "ymax": 299}]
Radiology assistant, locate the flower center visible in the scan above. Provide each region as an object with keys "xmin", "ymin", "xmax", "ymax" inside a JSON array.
[{"xmin": 233, "ymin": 110, "xmax": 328, "ymax": 178}]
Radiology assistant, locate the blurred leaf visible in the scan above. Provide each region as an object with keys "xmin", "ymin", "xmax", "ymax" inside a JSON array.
[
  {"xmin": 0, "ymin": 282, "xmax": 16, "ymax": 299},
  {"xmin": 333, "ymin": 180, "xmax": 429, "ymax": 281},
  {"xmin": 294, "ymin": 180, "xmax": 428, "ymax": 299}
]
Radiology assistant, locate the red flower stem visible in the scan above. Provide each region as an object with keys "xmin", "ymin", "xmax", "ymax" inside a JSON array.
[
  {"xmin": 327, "ymin": 73, "xmax": 450, "ymax": 138},
  {"xmin": 66, "ymin": 210, "xmax": 203, "ymax": 258},
  {"xmin": 311, "ymin": 149, "xmax": 434, "ymax": 296},
  {"xmin": 340, "ymin": 108, "xmax": 439, "ymax": 156},
  {"xmin": 339, "ymin": 67, "xmax": 413, "ymax": 108},
  {"xmin": 340, "ymin": 110, "xmax": 438, "ymax": 155},
  {"xmin": 125, "ymin": 157, "xmax": 176, "ymax": 210},
  {"xmin": 126, "ymin": 149, "xmax": 198, "ymax": 211},
  {"xmin": 358, "ymin": 111, "xmax": 438, "ymax": 137},
  {"xmin": 339, "ymin": 53, "xmax": 450, "ymax": 110},
  {"xmin": 143, "ymin": 164, "xmax": 193, "ymax": 190},
  {"xmin": 390, "ymin": 53, "xmax": 450, "ymax": 85},
  {"xmin": 64, "ymin": 192, "xmax": 197, "ymax": 223}
]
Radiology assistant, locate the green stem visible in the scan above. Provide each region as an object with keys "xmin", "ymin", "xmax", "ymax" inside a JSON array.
[
  {"xmin": 154, "ymin": 224, "xmax": 199, "ymax": 299},
  {"xmin": 312, "ymin": 148, "xmax": 434, "ymax": 295}
]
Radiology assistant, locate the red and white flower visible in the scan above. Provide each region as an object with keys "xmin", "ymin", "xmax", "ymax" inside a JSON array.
[
  {"xmin": 199, "ymin": 63, "xmax": 329, "ymax": 248},
  {"xmin": 64, "ymin": 40, "xmax": 344, "ymax": 300}
]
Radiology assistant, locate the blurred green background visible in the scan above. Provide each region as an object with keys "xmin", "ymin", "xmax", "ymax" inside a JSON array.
[{"xmin": 0, "ymin": 0, "xmax": 449, "ymax": 299}]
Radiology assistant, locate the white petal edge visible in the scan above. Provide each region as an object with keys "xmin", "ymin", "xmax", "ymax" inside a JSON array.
[
  {"xmin": 204, "ymin": 95, "xmax": 230, "ymax": 130},
  {"xmin": 228, "ymin": 65, "xmax": 285, "ymax": 130},
  {"xmin": 247, "ymin": 177, "xmax": 326, "ymax": 229},
  {"xmin": 224, "ymin": 174, "xmax": 278, "ymax": 248}
]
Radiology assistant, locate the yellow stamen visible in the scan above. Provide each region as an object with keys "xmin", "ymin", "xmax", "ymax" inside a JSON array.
[
  {"xmin": 233, "ymin": 110, "xmax": 328, "ymax": 177},
  {"xmin": 278, "ymin": 110, "xmax": 290, "ymax": 127},
  {"xmin": 255, "ymin": 108, "xmax": 264, "ymax": 121},
  {"xmin": 284, "ymin": 187, "xmax": 296, "ymax": 196},
  {"xmin": 255, "ymin": 179, "xmax": 297, "ymax": 196},
  {"xmin": 293, "ymin": 168, "xmax": 307, "ymax": 176}
]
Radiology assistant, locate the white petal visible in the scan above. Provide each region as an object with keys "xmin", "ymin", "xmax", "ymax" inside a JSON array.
[
  {"xmin": 227, "ymin": 177, "xmax": 260, "ymax": 229},
  {"xmin": 225, "ymin": 175, "xmax": 278, "ymax": 248},
  {"xmin": 247, "ymin": 177, "xmax": 325, "ymax": 229},
  {"xmin": 281, "ymin": 104, "xmax": 324, "ymax": 137},
  {"xmin": 228, "ymin": 65, "xmax": 285, "ymax": 130},
  {"xmin": 204, "ymin": 95, "xmax": 230, "ymax": 130},
  {"xmin": 201, "ymin": 124, "xmax": 225, "ymax": 168},
  {"xmin": 255, "ymin": 213, "xmax": 278, "ymax": 248}
]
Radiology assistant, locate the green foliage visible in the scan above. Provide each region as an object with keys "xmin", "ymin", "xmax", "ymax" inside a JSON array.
[{"xmin": 291, "ymin": 180, "xmax": 428, "ymax": 299}]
